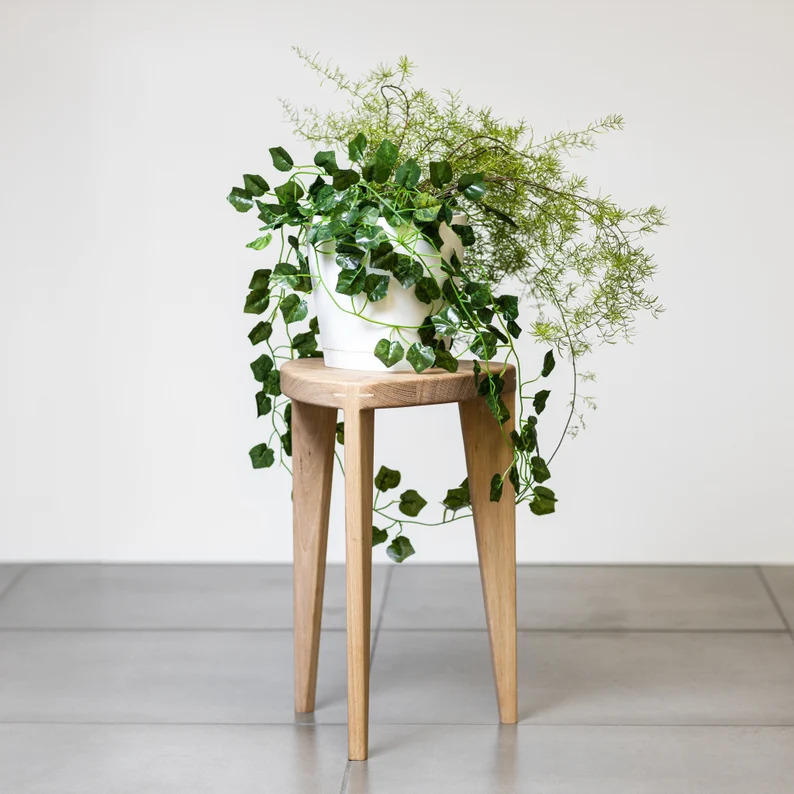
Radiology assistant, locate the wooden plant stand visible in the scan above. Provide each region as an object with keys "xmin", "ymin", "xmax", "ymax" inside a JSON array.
[{"xmin": 280, "ymin": 358, "xmax": 518, "ymax": 760}]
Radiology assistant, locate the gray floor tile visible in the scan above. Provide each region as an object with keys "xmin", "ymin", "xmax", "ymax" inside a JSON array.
[
  {"xmin": 761, "ymin": 566, "xmax": 794, "ymax": 628},
  {"xmin": 0, "ymin": 724, "xmax": 347, "ymax": 794},
  {"xmin": 0, "ymin": 566, "xmax": 23, "ymax": 599},
  {"xmin": 369, "ymin": 631, "xmax": 794, "ymax": 725},
  {"xmin": 0, "ymin": 564, "xmax": 388, "ymax": 629},
  {"xmin": 0, "ymin": 630, "xmax": 353, "ymax": 724},
  {"xmin": 383, "ymin": 565, "xmax": 784, "ymax": 630},
  {"xmin": 349, "ymin": 725, "xmax": 794, "ymax": 793}
]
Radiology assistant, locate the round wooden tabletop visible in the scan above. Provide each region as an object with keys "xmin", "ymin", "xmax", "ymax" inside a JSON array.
[{"xmin": 280, "ymin": 358, "xmax": 516, "ymax": 410}]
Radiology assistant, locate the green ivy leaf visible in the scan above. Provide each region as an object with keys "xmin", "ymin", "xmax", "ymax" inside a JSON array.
[
  {"xmin": 352, "ymin": 205, "xmax": 380, "ymax": 226},
  {"xmin": 263, "ymin": 369, "xmax": 281, "ymax": 396},
  {"xmin": 364, "ymin": 273, "xmax": 390, "ymax": 302},
  {"xmin": 314, "ymin": 150, "xmax": 339, "ymax": 175},
  {"xmin": 372, "ymin": 526, "xmax": 388, "ymax": 547},
  {"xmin": 374, "ymin": 138, "xmax": 399, "ymax": 174},
  {"xmin": 413, "ymin": 205, "xmax": 441, "ymax": 223},
  {"xmin": 292, "ymin": 331, "xmax": 318, "ymax": 357},
  {"xmin": 336, "ymin": 421, "xmax": 345, "ymax": 444},
  {"xmin": 336, "ymin": 246, "xmax": 366, "ymax": 271},
  {"xmin": 244, "ymin": 289, "xmax": 270, "ymax": 315},
  {"xmin": 521, "ymin": 416, "xmax": 538, "ymax": 452},
  {"xmin": 348, "ymin": 132, "xmax": 367, "ymax": 162},
  {"xmin": 355, "ymin": 224, "xmax": 388, "ymax": 250},
  {"xmin": 249, "ymin": 443, "xmax": 275, "ymax": 469},
  {"xmin": 485, "ymin": 394, "xmax": 510, "ymax": 425},
  {"xmin": 279, "ymin": 294, "xmax": 308, "ymax": 324},
  {"xmin": 248, "ymin": 321, "xmax": 272, "ymax": 345},
  {"xmin": 374, "ymin": 338, "xmax": 405, "ymax": 368},
  {"xmin": 477, "ymin": 372, "xmax": 505, "ymax": 397},
  {"xmin": 486, "ymin": 324, "xmax": 509, "ymax": 344},
  {"xmin": 418, "ymin": 316, "xmax": 436, "ymax": 346},
  {"xmin": 336, "ymin": 267, "xmax": 366, "ymax": 296},
  {"xmin": 471, "ymin": 332, "xmax": 498, "ymax": 360},
  {"xmin": 314, "ymin": 184, "xmax": 337, "ymax": 211},
  {"xmin": 458, "ymin": 173, "xmax": 487, "ymax": 201},
  {"xmin": 395, "ymin": 158, "xmax": 421, "ymax": 189},
  {"xmin": 509, "ymin": 465, "xmax": 520, "ymax": 493},
  {"xmin": 271, "ymin": 262, "xmax": 299, "ymax": 289},
  {"xmin": 443, "ymin": 479, "xmax": 471, "ymax": 511},
  {"xmin": 393, "ymin": 257, "xmax": 423, "ymax": 289},
  {"xmin": 429, "ymin": 160, "xmax": 453, "ymax": 188},
  {"xmin": 386, "ymin": 535, "xmax": 415, "ymax": 563},
  {"xmin": 529, "ymin": 485, "xmax": 557, "ymax": 515},
  {"xmin": 533, "ymin": 389, "xmax": 550, "ymax": 414},
  {"xmin": 256, "ymin": 201, "xmax": 287, "ymax": 222},
  {"xmin": 451, "ymin": 224, "xmax": 475, "ymax": 247},
  {"xmin": 465, "ymin": 282, "xmax": 491, "ymax": 309},
  {"xmin": 431, "ymin": 306, "xmax": 462, "ymax": 338},
  {"xmin": 530, "ymin": 455, "xmax": 551, "ymax": 483},
  {"xmin": 280, "ymin": 429, "xmax": 292, "ymax": 456},
  {"xmin": 406, "ymin": 342, "xmax": 436, "ymax": 373},
  {"xmin": 307, "ymin": 176, "xmax": 326, "ymax": 200},
  {"xmin": 399, "ymin": 489, "xmax": 427, "ymax": 517},
  {"xmin": 434, "ymin": 349, "xmax": 458, "ymax": 373},
  {"xmin": 227, "ymin": 187, "xmax": 254, "ymax": 213},
  {"xmin": 375, "ymin": 465, "xmax": 402, "ymax": 491},
  {"xmin": 542, "ymin": 350, "xmax": 556, "ymax": 377},
  {"xmin": 482, "ymin": 202, "xmax": 518, "ymax": 227},
  {"xmin": 507, "ymin": 319, "xmax": 522, "ymax": 338},
  {"xmin": 495, "ymin": 294, "xmax": 519, "ymax": 321},
  {"xmin": 245, "ymin": 233, "xmax": 272, "ymax": 251},
  {"xmin": 250, "ymin": 353, "xmax": 273, "ymax": 382},
  {"xmin": 248, "ymin": 268, "xmax": 273, "ymax": 289},
  {"xmin": 256, "ymin": 391, "xmax": 272, "ymax": 417},
  {"xmin": 274, "ymin": 180, "xmax": 304, "ymax": 204},
  {"xmin": 369, "ymin": 241, "xmax": 396, "ymax": 271},
  {"xmin": 243, "ymin": 174, "xmax": 269, "ymax": 196},
  {"xmin": 490, "ymin": 474, "xmax": 504, "ymax": 502},
  {"xmin": 269, "ymin": 146, "xmax": 294, "ymax": 172},
  {"xmin": 333, "ymin": 169, "xmax": 360, "ymax": 190},
  {"xmin": 414, "ymin": 276, "xmax": 441, "ymax": 304}
]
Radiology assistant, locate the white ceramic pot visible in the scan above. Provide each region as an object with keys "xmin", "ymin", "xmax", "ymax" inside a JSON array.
[{"xmin": 307, "ymin": 215, "xmax": 465, "ymax": 371}]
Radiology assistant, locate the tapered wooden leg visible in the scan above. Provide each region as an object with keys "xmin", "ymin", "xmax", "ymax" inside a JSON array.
[
  {"xmin": 343, "ymin": 404, "xmax": 375, "ymax": 761},
  {"xmin": 459, "ymin": 391, "xmax": 517, "ymax": 724},
  {"xmin": 292, "ymin": 399, "xmax": 337, "ymax": 714}
]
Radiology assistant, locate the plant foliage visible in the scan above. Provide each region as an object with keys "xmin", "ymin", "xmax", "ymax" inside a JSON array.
[{"xmin": 228, "ymin": 52, "xmax": 664, "ymax": 560}]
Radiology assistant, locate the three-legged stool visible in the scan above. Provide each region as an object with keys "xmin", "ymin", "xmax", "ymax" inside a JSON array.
[{"xmin": 280, "ymin": 358, "xmax": 517, "ymax": 760}]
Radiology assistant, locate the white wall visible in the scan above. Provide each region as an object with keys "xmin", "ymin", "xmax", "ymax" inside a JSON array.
[{"xmin": 1, "ymin": 0, "xmax": 792, "ymax": 563}]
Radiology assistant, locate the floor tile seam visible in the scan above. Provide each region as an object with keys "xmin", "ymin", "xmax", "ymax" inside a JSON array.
[
  {"xmin": 339, "ymin": 761, "xmax": 351, "ymax": 794},
  {"xmin": 9, "ymin": 563, "xmax": 771, "ymax": 569},
  {"xmin": 755, "ymin": 566, "xmax": 792, "ymax": 632},
  {"xmin": 0, "ymin": 566, "xmax": 30, "ymax": 604},
  {"xmin": 1, "ymin": 720, "xmax": 794, "ymax": 729},
  {"xmin": 369, "ymin": 565, "xmax": 394, "ymax": 669},
  {"xmin": 0, "ymin": 627, "xmax": 789, "ymax": 635},
  {"xmin": 378, "ymin": 627, "xmax": 791, "ymax": 635}
]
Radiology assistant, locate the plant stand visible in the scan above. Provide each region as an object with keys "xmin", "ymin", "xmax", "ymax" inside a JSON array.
[{"xmin": 281, "ymin": 358, "xmax": 518, "ymax": 761}]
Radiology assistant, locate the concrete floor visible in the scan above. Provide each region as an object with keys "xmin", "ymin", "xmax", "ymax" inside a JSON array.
[{"xmin": 0, "ymin": 564, "xmax": 793, "ymax": 792}]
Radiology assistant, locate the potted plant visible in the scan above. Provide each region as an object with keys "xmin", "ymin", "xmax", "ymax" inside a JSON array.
[{"xmin": 228, "ymin": 51, "xmax": 664, "ymax": 562}]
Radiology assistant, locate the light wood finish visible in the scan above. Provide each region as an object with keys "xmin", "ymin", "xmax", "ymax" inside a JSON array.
[
  {"xmin": 291, "ymin": 399, "xmax": 337, "ymax": 713},
  {"xmin": 286, "ymin": 358, "xmax": 517, "ymax": 760},
  {"xmin": 459, "ymin": 390, "xmax": 518, "ymax": 724},
  {"xmin": 343, "ymin": 399, "xmax": 375, "ymax": 761},
  {"xmin": 281, "ymin": 358, "xmax": 516, "ymax": 410}
]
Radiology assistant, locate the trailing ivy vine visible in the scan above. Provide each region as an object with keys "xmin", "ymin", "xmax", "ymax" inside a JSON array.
[{"xmin": 229, "ymin": 54, "xmax": 664, "ymax": 562}]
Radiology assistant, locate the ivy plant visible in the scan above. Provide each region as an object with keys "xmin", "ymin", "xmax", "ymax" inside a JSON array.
[{"xmin": 228, "ymin": 53, "xmax": 664, "ymax": 562}]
